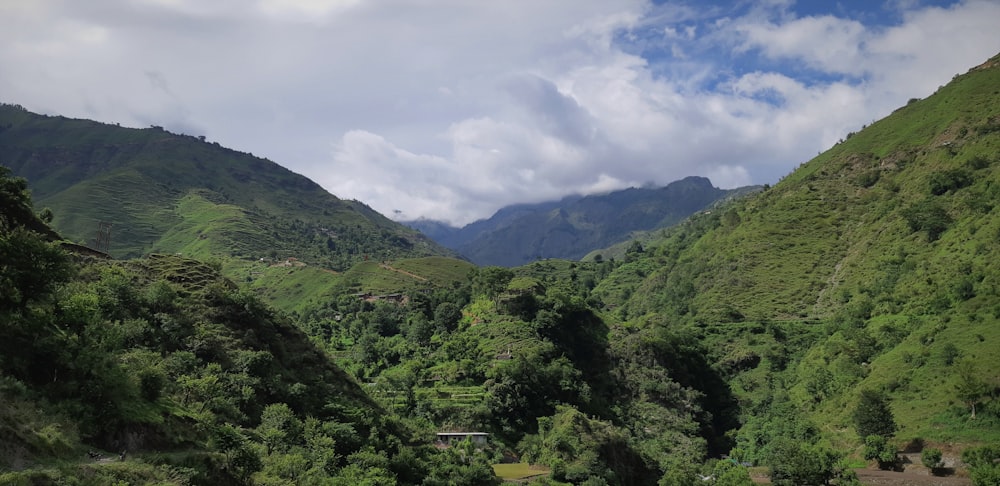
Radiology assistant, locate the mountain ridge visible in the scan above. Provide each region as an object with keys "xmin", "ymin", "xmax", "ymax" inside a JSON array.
[
  {"xmin": 0, "ymin": 103, "xmax": 455, "ymax": 268},
  {"xmin": 405, "ymin": 176, "xmax": 758, "ymax": 266}
]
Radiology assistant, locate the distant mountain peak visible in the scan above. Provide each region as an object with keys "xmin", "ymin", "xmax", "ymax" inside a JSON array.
[{"xmin": 405, "ymin": 178, "xmax": 754, "ymax": 266}]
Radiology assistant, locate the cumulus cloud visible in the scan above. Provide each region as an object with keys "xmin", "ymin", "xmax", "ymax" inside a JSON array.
[{"xmin": 2, "ymin": 0, "xmax": 999, "ymax": 225}]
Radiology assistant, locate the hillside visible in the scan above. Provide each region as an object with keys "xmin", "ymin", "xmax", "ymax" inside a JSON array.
[
  {"xmin": 5, "ymin": 51, "xmax": 1000, "ymax": 485},
  {"xmin": 0, "ymin": 104, "xmax": 453, "ymax": 268},
  {"xmin": 290, "ymin": 53, "xmax": 1000, "ymax": 485},
  {"xmin": 0, "ymin": 167, "xmax": 503, "ymax": 484},
  {"xmin": 405, "ymin": 176, "xmax": 752, "ymax": 266},
  {"xmin": 593, "ymin": 53, "xmax": 1000, "ymax": 454}
]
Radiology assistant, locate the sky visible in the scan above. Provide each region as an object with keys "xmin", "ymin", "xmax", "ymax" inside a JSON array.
[{"xmin": 2, "ymin": 0, "xmax": 1000, "ymax": 226}]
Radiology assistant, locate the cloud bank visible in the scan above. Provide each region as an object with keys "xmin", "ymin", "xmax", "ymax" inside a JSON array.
[{"xmin": 2, "ymin": 0, "xmax": 999, "ymax": 225}]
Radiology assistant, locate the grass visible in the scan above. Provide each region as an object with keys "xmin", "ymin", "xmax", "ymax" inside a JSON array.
[{"xmin": 492, "ymin": 463, "xmax": 550, "ymax": 480}]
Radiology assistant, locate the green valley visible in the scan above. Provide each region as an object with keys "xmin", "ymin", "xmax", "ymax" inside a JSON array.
[{"xmin": 3, "ymin": 52, "xmax": 1000, "ymax": 485}]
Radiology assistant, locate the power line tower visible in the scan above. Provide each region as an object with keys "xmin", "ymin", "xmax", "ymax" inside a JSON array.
[{"xmin": 95, "ymin": 221, "xmax": 112, "ymax": 253}]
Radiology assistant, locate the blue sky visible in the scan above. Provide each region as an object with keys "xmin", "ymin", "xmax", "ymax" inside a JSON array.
[{"xmin": 2, "ymin": 0, "xmax": 999, "ymax": 225}]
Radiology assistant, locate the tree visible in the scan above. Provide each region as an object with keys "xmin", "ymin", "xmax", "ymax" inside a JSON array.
[
  {"xmin": 433, "ymin": 301, "xmax": 462, "ymax": 333},
  {"xmin": 713, "ymin": 460, "xmax": 754, "ymax": 486},
  {"xmin": 257, "ymin": 403, "xmax": 302, "ymax": 454},
  {"xmin": 852, "ymin": 389, "xmax": 897, "ymax": 439},
  {"xmin": 767, "ymin": 439, "xmax": 841, "ymax": 486},
  {"xmin": 0, "ymin": 226, "xmax": 72, "ymax": 311},
  {"xmin": 955, "ymin": 359, "xmax": 989, "ymax": 419},
  {"xmin": 472, "ymin": 266, "xmax": 513, "ymax": 305}
]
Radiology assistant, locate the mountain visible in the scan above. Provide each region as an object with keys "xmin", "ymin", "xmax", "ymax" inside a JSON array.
[
  {"xmin": 1, "ymin": 167, "xmax": 500, "ymax": 484},
  {"xmin": 5, "ymin": 50, "xmax": 1000, "ymax": 484},
  {"xmin": 405, "ymin": 176, "xmax": 754, "ymax": 266},
  {"xmin": 296, "ymin": 52, "xmax": 1000, "ymax": 484},
  {"xmin": 594, "ymin": 53, "xmax": 1000, "ymax": 454},
  {"xmin": 0, "ymin": 104, "xmax": 453, "ymax": 268}
]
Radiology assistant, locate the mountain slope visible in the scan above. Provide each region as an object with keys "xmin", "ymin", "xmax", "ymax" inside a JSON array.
[
  {"xmin": 0, "ymin": 104, "xmax": 452, "ymax": 268},
  {"xmin": 1, "ymin": 167, "xmax": 475, "ymax": 484},
  {"xmin": 406, "ymin": 176, "xmax": 750, "ymax": 266},
  {"xmin": 594, "ymin": 53, "xmax": 1000, "ymax": 451}
]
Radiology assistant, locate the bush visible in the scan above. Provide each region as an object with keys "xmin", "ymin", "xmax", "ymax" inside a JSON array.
[
  {"xmin": 902, "ymin": 198, "xmax": 952, "ymax": 241},
  {"xmin": 767, "ymin": 440, "xmax": 841, "ymax": 486},
  {"xmin": 929, "ymin": 169, "xmax": 972, "ymax": 195},
  {"xmin": 922, "ymin": 448, "xmax": 943, "ymax": 474},
  {"xmin": 864, "ymin": 435, "xmax": 898, "ymax": 470}
]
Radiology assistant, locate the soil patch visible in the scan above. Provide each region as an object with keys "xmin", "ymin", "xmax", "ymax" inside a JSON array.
[{"xmin": 855, "ymin": 468, "xmax": 969, "ymax": 486}]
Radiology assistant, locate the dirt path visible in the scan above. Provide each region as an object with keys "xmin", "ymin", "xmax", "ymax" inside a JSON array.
[
  {"xmin": 379, "ymin": 263, "xmax": 428, "ymax": 281},
  {"xmin": 750, "ymin": 469, "xmax": 970, "ymax": 486},
  {"xmin": 856, "ymin": 468, "xmax": 970, "ymax": 486}
]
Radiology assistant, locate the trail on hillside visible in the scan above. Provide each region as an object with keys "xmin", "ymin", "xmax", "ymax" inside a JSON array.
[{"xmin": 380, "ymin": 263, "xmax": 428, "ymax": 282}]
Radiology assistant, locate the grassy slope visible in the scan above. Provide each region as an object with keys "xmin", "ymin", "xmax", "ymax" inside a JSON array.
[
  {"xmin": 0, "ymin": 106, "xmax": 449, "ymax": 264},
  {"xmin": 0, "ymin": 104, "xmax": 463, "ymax": 312},
  {"xmin": 595, "ymin": 54, "xmax": 1000, "ymax": 447}
]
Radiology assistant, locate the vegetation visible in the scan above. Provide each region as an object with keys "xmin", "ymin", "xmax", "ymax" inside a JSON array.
[
  {"xmin": 0, "ymin": 167, "xmax": 495, "ymax": 484},
  {"xmin": 4, "ymin": 51, "xmax": 1000, "ymax": 484}
]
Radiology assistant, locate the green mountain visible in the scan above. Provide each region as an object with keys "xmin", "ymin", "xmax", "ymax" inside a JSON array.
[
  {"xmin": 5, "ymin": 51, "xmax": 1000, "ymax": 485},
  {"xmin": 406, "ymin": 176, "xmax": 756, "ymax": 267},
  {"xmin": 1, "ymin": 166, "xmax": 500, "ymax": 484},
  {"xmin": 0, "ymin": 104, "xmax": 451, "ymax": 268},
  {"xmin": 296, "ymin": 52, "xmax": 1000, "ymax": 485},
  {"xmin": 593, "ymin": 53, "xmax": 1000, "ymax": 451}
]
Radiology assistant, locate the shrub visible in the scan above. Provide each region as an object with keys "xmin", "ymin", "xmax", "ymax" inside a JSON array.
[
  {"xmin": 864, "ymin": 435, "xmax": 898, "ymax": 470},
  {"xmin": 922, "ymin": 448, "xmax": 943, "ymax": 473},
  {"xmin": 929, "ymin": 169, "xmax": 972, "ymax": 195},
  {"xmin": 767, "ymin": 440, "xmax": 841, "ymax": 486},
  {"xmin": 902, "ymin": 198, "xmax": 952, "ymax": 241}
]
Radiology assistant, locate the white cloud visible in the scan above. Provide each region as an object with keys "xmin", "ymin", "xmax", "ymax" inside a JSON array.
[
  {"xmin": 2, "ymin": 0, "xmax": 999, "ymax": 226},
  {"xmin": 734, "ymin": 15, "xmax": 868, "ymax": 75}
]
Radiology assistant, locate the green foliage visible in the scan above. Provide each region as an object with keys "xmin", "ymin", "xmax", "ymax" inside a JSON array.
[
  {"xmin": 0, "ymin": 176, "xmax": 430, "ymax": 481},
  {"xmin": 863, "ymin": 434, "xmax": 898, "ymax": 470},
  {"xmin": 523, "ymin": 405, "xmax": 659, "ymax": 486},
  {"xmin": 963, "ymin": 445, "xmax": 1000, "ymax": 486},
  {"xmin": 766, "ymin": 439, "xmax": 842, "ymax": 486},
  {"xmin": 711, "ymin": 461, "xmax": 755, "ymax": 486},
  {"xmin": 853, "ymin": 389, "xmax": 898, "ymax": 439},
  {"xmin": 0, "ymin": 226, "xmax": 73, "ymax": 311},
  {"xmin": 929, "ymin": 168, "xmax": 972, "ymax": 195},
  {"xmin": 921, "ymin": 447, "xmax": 943, "ymax": 469},
  {"xmin": 901, "ymin": 197, "xmax": 952, "ymax": 241},
  {"xmin": 955, "ymin": 359, "xmax": 991, "ymax": 419}
]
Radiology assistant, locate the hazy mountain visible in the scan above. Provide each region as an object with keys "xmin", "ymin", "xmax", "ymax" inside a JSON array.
[{"xmin": 405, "ymin": 176, "xmax": 754, "ymax": 266}]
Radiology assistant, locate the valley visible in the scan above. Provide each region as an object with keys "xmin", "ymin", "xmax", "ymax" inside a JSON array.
[{"xmin": 2, "ymin": 52, "xmax": 1000, "ymax": 485}]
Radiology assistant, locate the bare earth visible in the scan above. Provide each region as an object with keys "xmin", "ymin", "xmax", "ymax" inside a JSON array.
[
  {"xmin": 855, "ymin": 469, "xmax": 971, "ymax": 486},
  {"xmin": 750, "ymin": 468, "xmax": 971, "ymax": 486}
]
